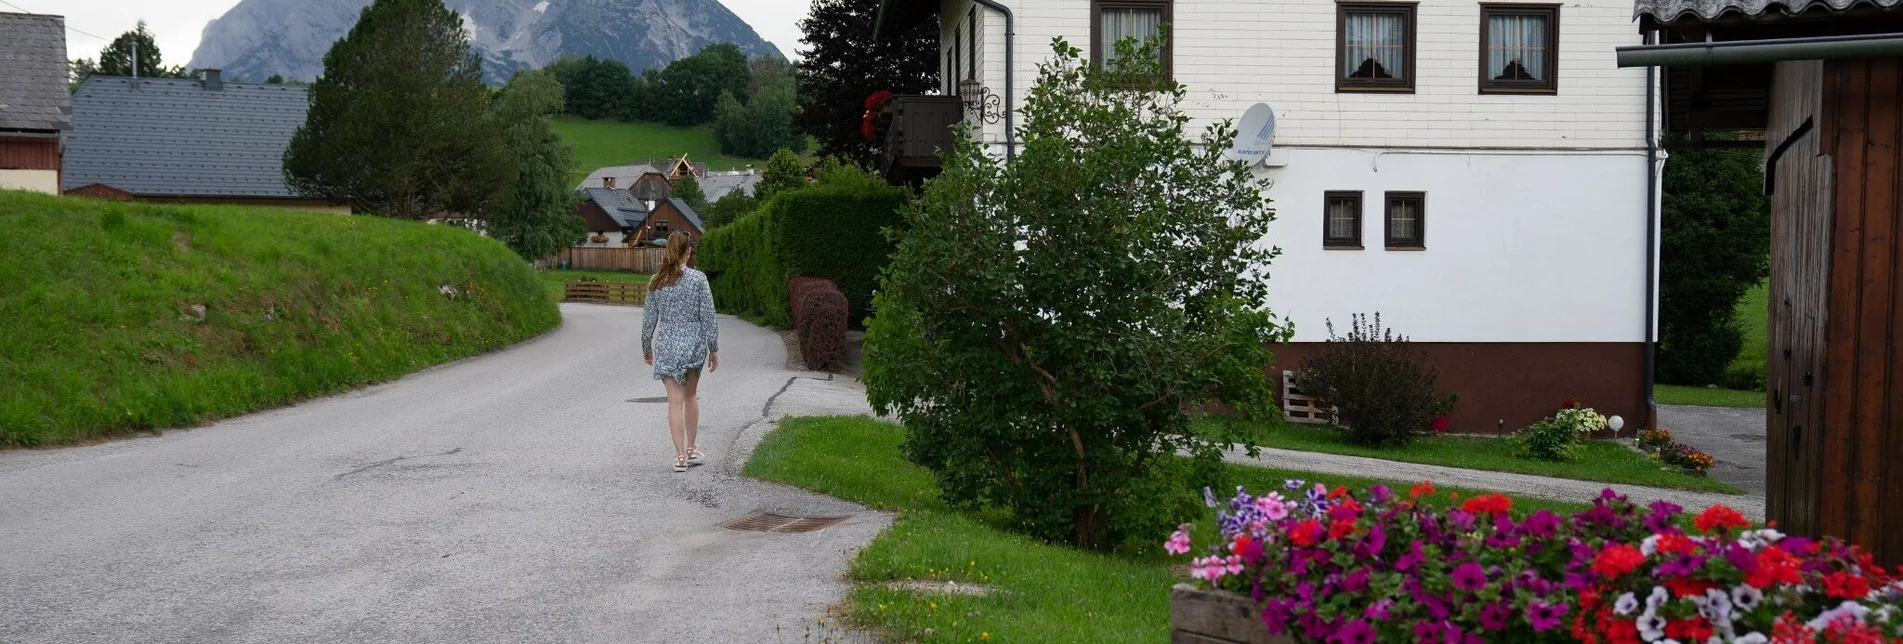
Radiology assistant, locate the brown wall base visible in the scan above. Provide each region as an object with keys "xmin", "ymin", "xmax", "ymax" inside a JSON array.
[{"xmin": 1267, "ymin": 342, "xmax": 1650, "ymax": 436}]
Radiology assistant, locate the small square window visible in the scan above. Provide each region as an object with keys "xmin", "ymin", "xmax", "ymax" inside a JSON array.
[
  {"xmin": 1385, "ymin": 191, "xmax": 1426, "ymax": 249},
  {"xmin": 1091, "ymin": 1, "xmax": 1173, "ymax": 81},
  {"xmin": 1480, "ymin": 4, "xmax": 1559, "ymax": 94},
  {"xmin": 1337, "ymin": 3, "xmax": 1417, "ymax": 93},
  {"xmin": 1324, "ymin": 191, "xmax": 1364, "ymax": 249}
]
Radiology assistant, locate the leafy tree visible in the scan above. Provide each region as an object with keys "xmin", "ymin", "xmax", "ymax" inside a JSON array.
[
  {"xmin": 485, "ymin": 70, "xmax": 584, "ymax": 260},
  {"xmin": 98, "ymin": 21, "xmax": 173, "ymax": 78},
  {"xmin": 863, "ymin": 37, "xmax": 1290, "ymax": 549},
  {"xmin": 283, "ymin": 0, "xmax": 512, "ymax": 220},
  {"xmin": 69, "ymin": 58, "xmax": 99, "ymax": 92},
  {"xmin": 701, "ymin": 190, "xmax": 757, "ymax": 230},
  {"xmin": 714, "ymin": 57, "xmax": 803, "ymax": 158},
  {"xmin": 266, "ymin": 74, "xmax": 285, "ymax": 84},
  {"xmin": 643, "ymin": 43, "xmax": 751, "ymax": 126},
  {"xmin": 545, "ymin": 53, "xmax": 634, "ymax": 120},
  {"xmin": 1657, "ymin": 139, "xmax": 1771, "ymax": 387},
  {"xmin": 796, "ymin": 0, "xmax": 938, "ymax": 167},
  {"xmin": 754, "ymin": 149, "xmax": 807, "ymax": 203},
  {"xmin": 672, "ymin": 174, "xmax": 708, "ymax": 211}
]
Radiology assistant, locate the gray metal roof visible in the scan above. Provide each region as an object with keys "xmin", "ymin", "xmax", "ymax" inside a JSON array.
[
  {"xmin": 698, "ymin": 172, "xmax": 761, "ymax": 203},
  {"xmin": 63, "ymin": 76, "xmax": 311, "ymax": 197},
  {"xmin": 1635, "ymin": 0, "xmax": 1902, "ymax": 22},
  {"xmin": 667, "ymin": 197, "xmax": 705, "ymax": 232},
  {"xmin": 0, "ymin": 12, "xmax": 72, "ymax": 132},
  {"xmin": 580, "ymin": 187, "xmax": 650, "ymax": 229}
]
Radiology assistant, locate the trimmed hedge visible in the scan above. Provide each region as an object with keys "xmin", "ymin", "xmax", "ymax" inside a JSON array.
[
  {"xmin": 795, "ymin": 280, "xmax": 849, "ymax": 371},
  {"xmin": 701, "ymin": 180, "xmax": 906, "ymax": 328}
]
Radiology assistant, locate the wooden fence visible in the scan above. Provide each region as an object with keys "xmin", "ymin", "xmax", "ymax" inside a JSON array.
[
  {"xmin": 1281, "ymin": 370, "xmax": 1336, "ymax": 425},
  {"xmin": 538, "ymin": 247, "xmax": 667, "ymax": 273},
  {"xmin": 563, "ymin": 281, "xmax": 648, "ymax": 306}
]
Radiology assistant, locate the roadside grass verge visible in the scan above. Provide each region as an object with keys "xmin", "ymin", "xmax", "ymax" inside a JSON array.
[
  {"xmin": 537, "ymin": 269, "xmax": 649, "ymax": 303},
  {"xmin": 1654, "ymin": 383, "xmax": 1765, "ymax": 409},
  {"xmin": 1199, "ymin": 418, "xmax": 1743, "ymax": 495},
  {"xmin": 0, "ymin": 191, "xmax": 557, "ymax": 446},
  {"xmin": 744, "ymin": 416, "xmax": 1604, "ymax": 644}
]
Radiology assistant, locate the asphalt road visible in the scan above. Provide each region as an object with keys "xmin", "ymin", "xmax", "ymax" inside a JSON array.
[
  {"xmin": 0, "ymin": 304, "xmax": 886, "ymax": 644},
  {"xmin": 1658, "ymin": 403, "xmax": 1768, "ymax": 497}
]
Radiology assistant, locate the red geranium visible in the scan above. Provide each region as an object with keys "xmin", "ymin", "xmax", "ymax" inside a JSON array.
[
  {"xmin": 1560, "ymin": 398, "xmax": 1579, "ymax": 409},
  {"xmin": 1824, "ymin": 571, "xmax": 1871, "ymax": 600},
  {"xmin": 1328, "ymin": 518, "xmax": 1358, "ymax": 540},
  {"xmin": 1288, "ymin": 519, "xmax": 1324, "ymax": 547},
  {"xmin": 1592, "ymin": 544, "xmax": 1645, "ymax": 578},
  {"xmin": 1408, "ymin": 481, "xmax": 1436, "ymax": 499},
  {"xmin": 1460, "ymin": 493, "xmax": 1513, "ymax": 516},
  {"xmin": 1694, "ymin": 504, "xmax": 1750, "ymax": 535},
  {"xmin": 1429, "ymin": 416, "xmax": 1450, "ymax": 433}
]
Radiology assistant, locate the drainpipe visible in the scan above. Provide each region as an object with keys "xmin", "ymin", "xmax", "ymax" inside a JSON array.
[
  {"xmin": 966, "ymin": 0, "xmax": 1016, "ymax": 162},
  {"xmin": 1643, "ymin": 30, "xmax": 1660, "ymax": 431},
  {"xmin": 1617, "ymin": 32, "xmax": 1903, "ymax": 68}
]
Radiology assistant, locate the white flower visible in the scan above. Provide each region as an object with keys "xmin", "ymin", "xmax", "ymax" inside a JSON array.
[
  {"xmin": 1641, "ymin": 534, "xmax": 1662, "ymax": 556},
  {"xmin": 1614, "ymin": 592, "xmax": 1640, "ymax": 616},
  {"xmin": 1647, "ymin": 585, "xmax": 1670, "ymax": 610},
  {"xmin": 1701, "ymin": 588, "xmax": 1733, "ymax": 623},
  {"xmin": 1873, "ymin": 605, "xmax": 1896, "ymax": 625},
  {"xmin": 1733, "ymin": 634, "xmax": 1768, "ymax": 644},
  {"xmin": 1638, "ymin": 613, "xmax": 1668, "ymax": 642},
  {"xmin": 1806, "ymin": 601, "xmax": 1871, "ymax": 631},
  {"xmin": 1731, "ymin": 585, "xmax": 1763, "ymax": 611}
]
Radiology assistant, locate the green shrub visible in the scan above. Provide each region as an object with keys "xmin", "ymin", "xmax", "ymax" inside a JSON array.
[
  {"xmin": 1658, "ymin": 138, "xmax": 1771, "ymax": 386},
  {"xmin": 0, "ymin": 191, "xmax": 557, "ymax": 446},
  {"xmin": 1292, "ymin": 314, "xmax": 1456, "ymax": 447},
  {"xmin": 770, "ymin": 182, "xmax": 905, "ymax": 326},
  {"xmin": 699, "ymin": 207, "xmax": 789, "ymax": 327},
  {"xmin": 1512, "ymin": 402, "xmax": 1607, "ymax": 461}
]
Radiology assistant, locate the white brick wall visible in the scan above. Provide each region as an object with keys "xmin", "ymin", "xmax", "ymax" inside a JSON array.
[{"xmin": 951, "ymin": 0, "xmax": 1651, "ymax": 151}]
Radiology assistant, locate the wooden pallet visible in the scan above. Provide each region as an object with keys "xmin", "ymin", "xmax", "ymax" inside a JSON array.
[
  {"xmin": 563, "ymin": 281, "xmax": 647, "ymax": 306},
  {"xmin": 1281, "ymin": 370, "xmax": 1336, "ymax": 425}
]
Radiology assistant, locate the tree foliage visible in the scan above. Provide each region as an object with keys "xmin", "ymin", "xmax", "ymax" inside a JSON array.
[
  {"xmin": 283, "ymin": 0, "xmax": 511, "ymax": 220},
  {"xmin": 795, "ymin": 0, "xmax": 939, "ymax": 167},
  {"xmin": 701, "ymin": 190, "xmax": 757, "ymax": 230},
  {"xmin": 713, "ymin": 57, "xmax": 804, "ymax": 158},
  {"xmin": 642, "ymin": 43, "xmax": 751, "ymax": 127},
  {"xmin": 671, "ymin": 174, "xmax": 708, "ymax": 211},
  {"xmin": 544, "ymin": 53, "xmax": 635, "ymax": 120},
  {"xmin": 755, "ymin": 149, "xmax": 807, "ymax": 203},
  {"xmin": 1657, "ymin": 140, "xmax": 1772, "ymax": 386},
  {"xmin": 862, "ymin": 37, "xmax": 1291, "ymax": 549},
  {"xmin": 68, "ymin": 58, "xmax": 99, "ymax": 93},
  {"xmin": 485, "ymin": 71, "xmax": 583, "ymax": 261},
  {"xmin": 98, "ymin": 21, "xmax": 184, "ymax": 79}
]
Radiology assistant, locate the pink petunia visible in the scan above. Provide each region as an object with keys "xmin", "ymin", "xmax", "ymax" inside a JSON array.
[{"xmin": 1164, "ymin": 524, "xmax": 1192, "ymax": 556}]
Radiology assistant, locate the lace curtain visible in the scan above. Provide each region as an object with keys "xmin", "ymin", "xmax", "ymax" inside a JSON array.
[
  {"xmin": 1327, "ymin": 199, "xmax": 1359, "ymax": 243},
  {"xmin": 1100, "ymin": 8, "xmax": 1162, "ymax": 65},
  {"xmin": 1342, "ymin": 12, "xmax": 1405, "ymax": 79},
  {"xmin": 1487, "ymin": 14, "xmax": 1548, "ymax": 81}
]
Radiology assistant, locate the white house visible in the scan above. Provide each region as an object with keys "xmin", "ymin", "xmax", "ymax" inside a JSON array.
[{"xmin": 875, "ymin": 0, "xmax": 1662, "ymax": 433}]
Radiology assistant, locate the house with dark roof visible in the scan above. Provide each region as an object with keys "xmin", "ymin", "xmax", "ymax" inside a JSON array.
[
  {"xmin": 577, "ymin": 159, "xmax": 762, "ymax": 203},
  {"xmin": 0, "ymin": 12, "xmax": 72, "ymax": 195},
  {"xmin": 61, "ymin": 71, "xmax": 346, "ymax": 212},
  {"xmin": 1619, "ymin": 0, "xmax": 1903, "ymax": 566},
  {"xmin": 570, "ymin": 186, "xmax": 705, "ymax": 248}
]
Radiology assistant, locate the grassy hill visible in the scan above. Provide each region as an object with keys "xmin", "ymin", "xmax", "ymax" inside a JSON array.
[
  {"xmin": 553, "ymin": 117, "xmax": 769, "ymax": 184},
  {"xmin": 0, "ymin": 191, "xmax": 559, "ymax": 446}
]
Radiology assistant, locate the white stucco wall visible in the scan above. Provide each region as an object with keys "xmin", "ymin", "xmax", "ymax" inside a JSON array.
[
  {"xmin": 0, "ymin": 170, "xmax": 60, "ymax": 195},
  {"xmin": 1259, "ymin": 148, "xmax": 1651, "ymax": 344},
  {"xmin": 953, "ymin": 0, "xmax": 1649, "ymax": 151}
]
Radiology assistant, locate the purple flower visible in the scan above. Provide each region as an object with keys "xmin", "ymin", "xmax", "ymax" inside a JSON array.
[
  {"xmin": 1369, "ymin": 484, "xmax": 1393, "ymax": 505},
  {"xmin": 1396, "ymin": 540, "xmax": 1425, "ymax": 572},
  {"xmin": 1525, "ymin": 601, "xmax": 1567, "ymax": 632},
  {"xmin": 1204, "ymin": 487, "xmax": 1219, "ymax": 508},
  {"xmin": 1343, "ymin": 567, "xmax": 1371, "ymax": 593},
  {"xmin": 1261, "ymin": 598, "xmax": 1293, "ymax": 634},
  {"xmin": 1412, "ymin": 621, "xmax": 1445, "ymax": 644},
  {"xmin": 1352, "ymin": 523, "xmax": 1387, "ymax": 560},
  {"xmin": 1452, "ymin": 562, "xmax": 1488, "ymax": 592},
  {"xmin": 1333, "ymin": 619, "xmax": 1376, "ymax": 644},
  {"xmin": 1646, "ymin": 500, "xmax": 1684, "ymax": 533},
  {"xmin": 1447, "ymin": 510, "xmax": 1476, "ymax": 533},
  {"xmin": 1364, "ymin": 599, "xmax": 1395, "ymax": 621},
  {"xmin": 1519, "ymin": 509, "xmax": 1561, "ymax": 538},
  {"xmin": 1725, "ymin": 544, "xmax": 1760, "ymax": 573},
  {"xmin": 1424, "ymin": 596, "xmax": 1450, "ymax": 620},
  {"xmin": 1479, "ymin": 602, "xmax": 1511, "ymax": 630},
  {"xmin": 1657, "ymin": 555, "xmax": 1704, "ymax": 577},
  {"xmin": 1285, "ymin": 479, "xmax": 1305, "ymax": 491}
]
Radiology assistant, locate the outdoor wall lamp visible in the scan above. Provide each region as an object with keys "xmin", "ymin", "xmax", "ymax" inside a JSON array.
[{"xmin": 957, "ymin": 79, "xmax": 1005, "ymax": 125}]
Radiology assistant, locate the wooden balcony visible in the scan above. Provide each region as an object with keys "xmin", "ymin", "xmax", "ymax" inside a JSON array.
[{"xmin": 879, "ymin": 95, "xmax": 965, "ymax": 186}]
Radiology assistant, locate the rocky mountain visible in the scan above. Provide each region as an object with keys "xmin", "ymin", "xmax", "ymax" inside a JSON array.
[{"xmin": 188, "ymin": 0, "xmax": 783, "ymax": 84}]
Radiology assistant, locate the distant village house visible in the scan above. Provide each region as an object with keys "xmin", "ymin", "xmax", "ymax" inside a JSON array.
[{"xmin": 0, "ymin": 12, "xmax": 71, "ymax": 195}]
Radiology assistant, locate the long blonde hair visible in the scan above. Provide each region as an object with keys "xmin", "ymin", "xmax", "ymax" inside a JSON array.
[{"xmin": 649, "ymin": 231, "xmax": 696, "ymax": 290}]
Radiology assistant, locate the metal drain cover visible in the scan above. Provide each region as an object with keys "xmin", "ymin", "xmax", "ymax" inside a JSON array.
[
  {"xmin": 719, "ymin": 512, "xmax": 848, "ymax": 534},
  {"xmin": 627, "ymin": 397, "xmax": 669, "ymax": 403}
]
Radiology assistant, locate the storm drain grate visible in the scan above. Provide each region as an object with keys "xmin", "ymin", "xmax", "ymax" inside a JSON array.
[
  {"xmin": 628, "ymin": 397, "xmax": 669, "ymax": 403},
  {"xmin": 719, "ymin": 512, "xmax": 848, "ymax": 534},
  {"xmin": 1730, "ymin": 433, "xmax": 1767, "ymax": 442}
]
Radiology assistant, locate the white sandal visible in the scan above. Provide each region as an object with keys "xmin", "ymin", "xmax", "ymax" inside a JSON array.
[
  {"xmin": 687, "ymin": 447, "xmax": 705, "ymax": 463},
  {"xmin": 673, "ymin": 455, "xmax": 688, "ymax": 473}
]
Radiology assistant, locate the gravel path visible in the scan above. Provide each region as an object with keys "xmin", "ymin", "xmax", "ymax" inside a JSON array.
[
  {"xmin": 0, "ymin": 304, "xmax": 884, "ymax": 644},
  {"xmin": 1658, "ymin": 404, "xmax": 1768, "ymax": 497}
]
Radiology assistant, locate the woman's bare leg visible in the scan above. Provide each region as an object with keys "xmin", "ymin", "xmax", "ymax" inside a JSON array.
[
  {"xmin": 663, "ymin": 376, "xmax": 686, "ymax": 458},
  {"xmin": 683, "ymin": 369, "xmax": 701, "ymax": 455}
]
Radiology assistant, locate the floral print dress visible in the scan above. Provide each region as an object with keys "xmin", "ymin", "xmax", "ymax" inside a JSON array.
[{"xmin": 641, "ymin": 268, "xmax": 719, "ymax": 384}]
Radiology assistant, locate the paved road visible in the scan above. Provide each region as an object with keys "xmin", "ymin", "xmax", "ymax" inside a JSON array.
[
  {"xmin": 1658, "ymin": 404, "xmax": 1767, "ymax": 497},
  {"xmin": 0, "ymin": 304, "xmax": 886, "ymax": 644}
]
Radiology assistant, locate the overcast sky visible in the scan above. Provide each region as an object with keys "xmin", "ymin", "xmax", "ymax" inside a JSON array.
[{"xmin": 36, "ymin": 0, "xmax": 813, "ymax": 65}]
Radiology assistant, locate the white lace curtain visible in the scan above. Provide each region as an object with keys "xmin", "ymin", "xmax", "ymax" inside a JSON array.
[
  {"xmin": 1342, "ymin": 12, "xmax": 1405, "ymax": 79},
  {"xmin": 1487, "ymin": 14, "xmax": 1548, "ymax": 81},
  {"xmin": 1327, "ymin": 199, "xmax": 1358, "ymax": 242},
  {"xmin": 1100, "ymin": 8, "xmax": 1162, "ymax": 65}
]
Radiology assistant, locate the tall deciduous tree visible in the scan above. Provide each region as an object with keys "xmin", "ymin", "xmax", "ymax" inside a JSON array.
[
  {"xmin": 863, "ymin": 38, "xmax": 1289, "ymax": 549},
  {"xmin": 283, "ymin": 0, "xmax": 511, "ymax": 220},
  {"xmin": 486, "ymin": 70, "xmax": 583, "ymax": 261},
  {"xmin": 644, "ymin": 43, "xmax": 751, "ymax": 127},
  {"xmin": 1657, "ymin": 140, "xmax": 1772, "ymax": 387},
  {"xmin": 796, "ymin": 0, "xmax": 938, "ymax": 167},
  {"xmin": 545, "ymin": 53, "xmax": 634, "ymax": 120}
]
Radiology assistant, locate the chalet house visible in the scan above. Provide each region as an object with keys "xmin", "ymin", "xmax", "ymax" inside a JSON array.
[
  {"xmin": 0, "ymin": 12, "xmax": 71, "ymax": 195},
  {"xmin": 578, "ymin": 159, "xmax": 762, "ymax": 203},
  {"xmin": 62, "ymin": 72, "xmax": 346, "ymax": 212},
  {"xmin": 876, "ymin": 0, "xmax": 1659, "ymax": 435},
  {"xmin": 1617, "ymin": 0, "xmax": 1903, "ymax": 564},
  {"xmin": 572, "ymin": 185, "xmax": 705, "ymax": 248}
]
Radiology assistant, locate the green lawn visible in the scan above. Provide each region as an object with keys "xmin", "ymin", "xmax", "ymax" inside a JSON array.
[
  {"xmin": 1201, "ymin": 418, "xmax": 1744, "ymax": 495},
  {"xmin": 551, "ymin": 117, "xmax": 768, "ymax": 184},
  {"xmin": 1653, "ymin": 383, "xmax": 1766, "ymax": 408},
  {"xmin": 0, "ymin": 191, "xmax": 557, "ymax": 446},
  {"xmin": 744, "ymin": 416, "xmax": 1606, "ymax": 644},
  {"xmin": 536, "ymin": 269, "xmax": 648, "ymax": 303},
  {"xmin": 1654, "ymin": 281, "xmax": 1771, "ymax": 408}
]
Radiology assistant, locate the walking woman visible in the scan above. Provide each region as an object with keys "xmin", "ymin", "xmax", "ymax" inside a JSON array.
[{"xmin": 642, "ymin": 231, "xmax": 719, "ymax": 473}]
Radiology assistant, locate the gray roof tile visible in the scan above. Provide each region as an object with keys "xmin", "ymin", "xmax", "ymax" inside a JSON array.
[
  {"xmin": 0, "ymin": 12, "xmax": 73, "ymax": 132},
  {"xmin": 63, "ymin": 76, "xmax": 310, "ymax": 197},
  {"xmin": 580, "ymin": 187, "xmax": 650, "ymax": 228},
  {"xmin": 667, "ymin": 197, "xmax": 705, "ymax": 232},
  {"xmin": 1635, "ymin": 0, "xmax": 1902, "ymax": 22}
]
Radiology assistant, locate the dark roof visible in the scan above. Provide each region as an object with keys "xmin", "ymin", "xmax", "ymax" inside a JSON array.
[
  {"xmin": 1635, "ymin": 0, "xmax": 1902, "ymax": 23},
  {"xmin": 580, "ymin": 187, "xmax": 649, "ymax": 228},
  {"xmin": 666, "ymin": 197, "xmax": 705, "ymax": 232},
  {"xmin": 0, "ymin": 12, "xmax": 72, "ymax": 132},
  {"xmin": 63, "ymin": 76, "xmax": 311, "ymax": 197}
]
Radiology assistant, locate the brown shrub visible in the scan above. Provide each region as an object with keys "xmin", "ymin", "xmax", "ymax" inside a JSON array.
[
  {"xmin": 795, "ymin": 282, "xmax": 849, "ymax": 371},
  {"xmin": 789, "ymin": 276, "xmax": 831, "ymax": 330}
]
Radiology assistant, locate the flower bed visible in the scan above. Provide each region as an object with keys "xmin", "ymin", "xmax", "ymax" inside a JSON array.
[
  {"xmin": 1167, "ymin": 480, "xmax": 1903, "ymax": 643},
  {"xmin": 1635, "ymin": 428, "xmax": 1717, "ymax": 476}
]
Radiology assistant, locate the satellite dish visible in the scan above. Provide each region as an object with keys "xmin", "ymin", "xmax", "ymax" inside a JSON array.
[{"xmin": 1228, "ymin": 103, "xmax": 1277, "ymax": 166}]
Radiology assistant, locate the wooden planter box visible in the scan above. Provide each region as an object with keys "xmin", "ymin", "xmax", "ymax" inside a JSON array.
[{"xmin": 1170, "ymin": 584, "xmax": 1295, "ymax": 644}]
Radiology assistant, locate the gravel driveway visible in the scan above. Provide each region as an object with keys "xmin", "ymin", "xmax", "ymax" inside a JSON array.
[{"xmin": 1657, "ymin": 403, "xmax": 1767, "ymax": 497}]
